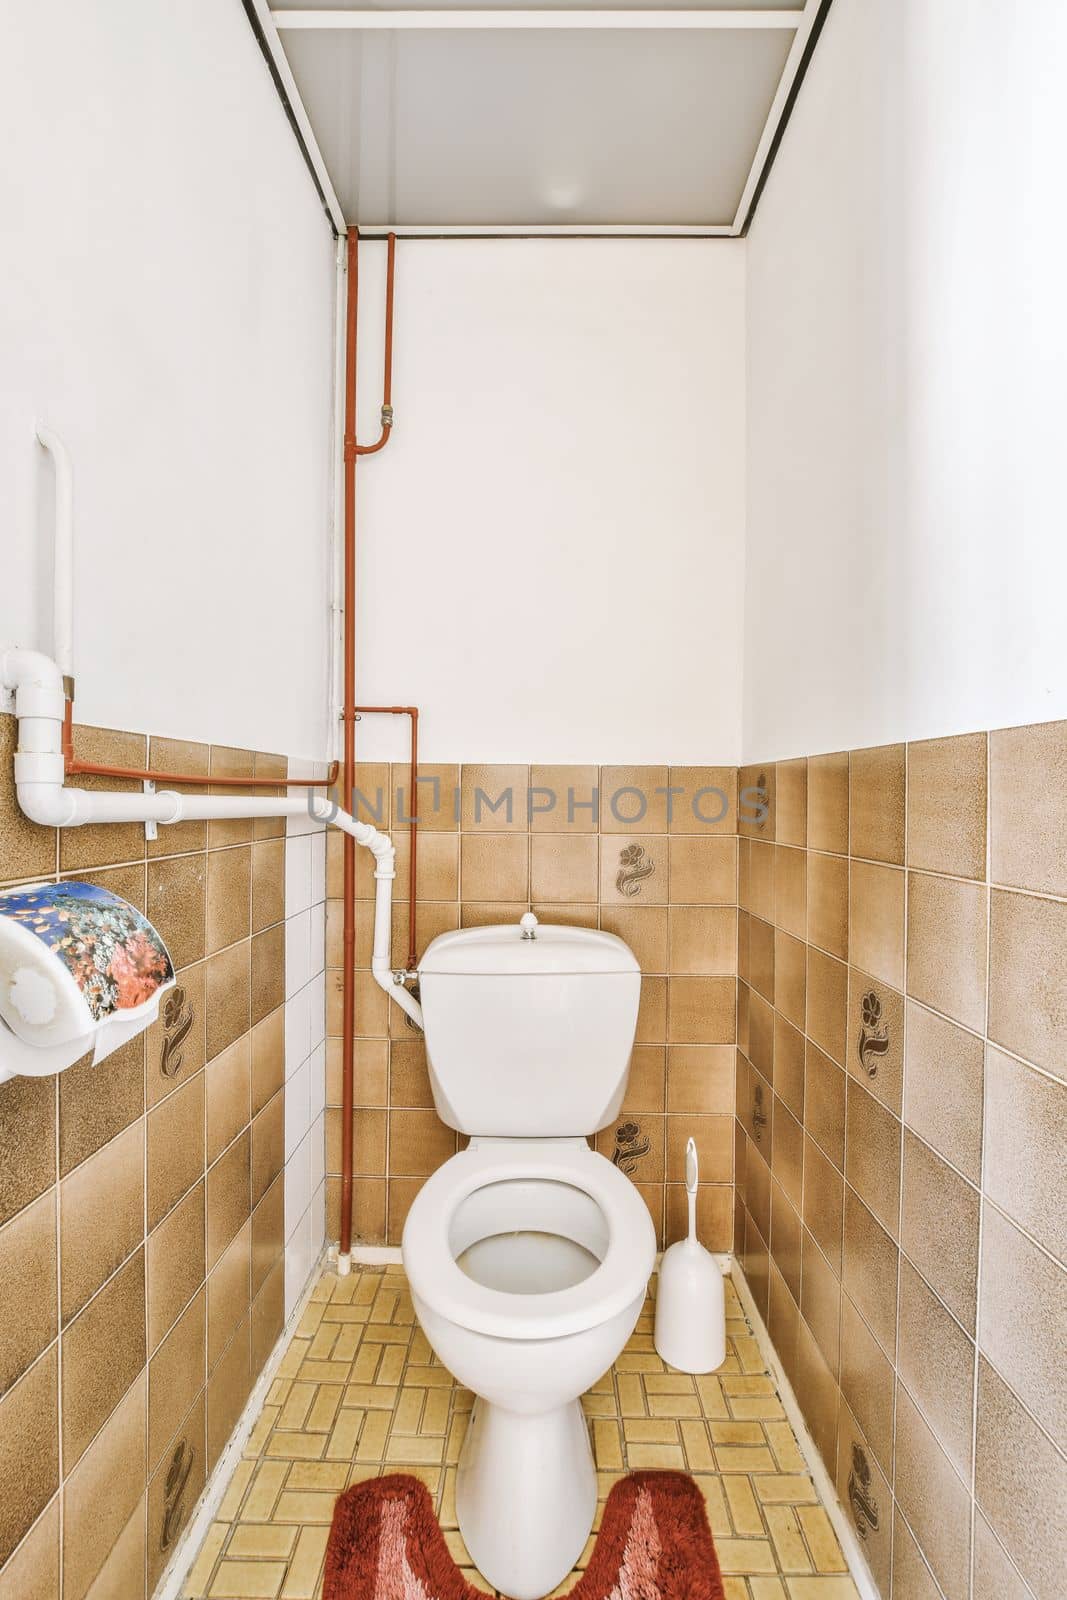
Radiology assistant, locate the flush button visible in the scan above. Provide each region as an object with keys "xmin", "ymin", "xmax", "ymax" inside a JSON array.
[{"xmin": 519, "ymin": 912, "xmax": 539, "ymax": 940}]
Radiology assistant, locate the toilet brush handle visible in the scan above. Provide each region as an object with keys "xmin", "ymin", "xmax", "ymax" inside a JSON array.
[{"xmin": 685, "ymin": 1137, "xmax": 698, "ymax": 1241}]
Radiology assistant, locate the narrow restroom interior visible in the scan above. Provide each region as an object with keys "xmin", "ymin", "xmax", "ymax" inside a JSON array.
[{"xmin": 1, "ymin": 4, "xmax": 1064, "ymax": 1600}]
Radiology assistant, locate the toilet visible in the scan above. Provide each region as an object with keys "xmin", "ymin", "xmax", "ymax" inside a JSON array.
[{"xmin": 401, "ymin": 914, "xmax": 656, "ymax": 1600}]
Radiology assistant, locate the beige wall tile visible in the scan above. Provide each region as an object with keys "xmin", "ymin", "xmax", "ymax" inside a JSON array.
[
  {"xmin": 666, "ymin": 1115, "xmax": 732, "ymax": 1185},
  {"xmin": 147, "ymin": 853, "xmax": 206, "ymax": 971},
  {"xmin": 849, "ymin": 745, "xmax": 905, "ymax": 865},
  {"xmin": 841, "ymin": 1188, "xmax": 898, "ymax": 1359},
  {"xmin": 773, "ymin": 1014, "xmax": 805, "ymax": 1121},
  {"xmin": 668, "ymin": 906, "xmax": 736, "ymax": 975},
  {"xmin": 848, "ymin": 861, "xmax": 904, "ymax": 990},
  {"xmin": 903, "ymin": 1003, "xmax": 984, "ymax": 1185},
  {"xmin": 906, "ymin": 871, "xmax": 988, "ymax": 1034},
  {"xmin": 59, "ymin": 1039, "xmax": 143, "ymax": 1179},
  {"xmin": 901, "ymin": 1131, "xmax": 979, "ymax": 1334},
  {"xmin": 61, "ymin": 1251, "xmax": 146, "ymax": 1468},
  {"xmin": 0, "ymin": 1192, "xmax": 57, "ymax": 1398},
  {"xmin": 620, "ymin": 1045, "xmax": 666, "ymax": 1113},
  {"xmin": 988, "ymin": 889, "xmax": 1067, "ymax": 1082},
  {"xmin": 529, "ymin": 833, "xmax": 597, "ymax": 902},
  {"xmin": 601, "ymin": 905, "xmax": 671, "ymax": 975},
  {"xmin": 844, "ymin": 1081, "xmax": 901, "ymax": 1239},
  {"xmin": 529, "ymin": 766, "xmax": 600, "ymax": 833},
  {"xmin": 802, "ymin": 1136, "xmax": 843, "ymax": 1277},
  {"xmin": 894, "ymin": 1383, "xmax": 971, "ymax": 1600},
  {"xmin": 205, "ymin": 942, "xmax": 251, "ymax": 1061},
  {"xmin": 60, "ymin": 728, "xmax": 147, "ymax": 873},
  {"xmin": 979, "ymin": 1204, "xmax": 1067, "ymax": 1455},
  {"xmin": 206, "ymin": 1035, "xmax": 251, "ymax": 1167},
  {"xmin": 595, "ymin": 1116, "xmax": 665, "ymax": 1185},
  {"xmin": 771, "ymin": 1099, "xmax": 803, "ymax": 1211},
  {"xmin": 806, "ymin": 948, "xmax": 847, "ymax": 1066},
  {"xmin": 975, "ymin": 1357, "xmax": 1067, "ymax": 1600},
  {"xmin": 250, "ymin": 1175, "xmax": 283, "ymax": 1301},
  {"xmin": 208, "ymin": 1220, "xmax": 251, "ymax": 1373},
  {"xmin": 60, "ymin": 1121, "xmax": 144, "ymax": 1326},
  {"xmin": 0, "ymin": 1080, "xmax": 56, "ymax": 1227},
  {"xmin": 251, "ymin": 838, "xmax": 286, "ymax": 933},
  {"xmin": 206, "ymin": 1129, "xmax": 251, "ymax": 1271},
  {"xmin": 807, "ymin": 753, "xmax": 849, "ymax": 855},
  {"xmin": 769, "ymin": 1179, "xmax": 802, "ymax": 1302},
  {"xmin": 148, "ymin": 1288, "xmax": 206, "ymax": 1474},
  {"xmin": 251, "ymin": 1091, "xmax": 284, "ymax": 1209},
  {"xmin": 804, "ymin": 1043, "xmax": 845, "ymax": 1169},
  {"xmin": 800, "ymin": 1227, "xmax": 840, "ymax": 1375},
  {"xmin": 793, "ymin": 1317, "xmax": 839, "ymax": 1472},
  {"xmin": 0, "ymin": 1349, "xmax": 58, "ymax": 1569},
  {"xmin": 806, "ymin": 852, "xmax": 849, "ymax": 961},
  {"xmin": 250, "ymin": 1008, "xmax": 285, "ymax": 1119},
  {"xmin": 206, "ymin": 747, "xmax": 255, "ymax": 850},
  {"xmin": 774, "ymin": 759, "xmax": 808, "ymax": 848},
  {"xmin": 896, "ymin": 1256, "xmax": 975, "ymax": 1481},
  {"xmin": 891, "ymin": 1507, "xmax": 946, "ymax": 1600},
  {"xmin": 748, "ymin": 917, "xmax": 775, "ymax": 1005},
  {"xmin": 62, "ymin": 1370, "xmax": 145, "ymax": 1600},
  {"xmin": 839, "ymin": 1294, "xmax": 895, "ymax": 1479},
  {"xmin": 146, "ymin": 1181, "xmax": 204, "ymax": 1353},
  {"xmin": 907, "ymin": 733, "xmax": 987, "ymax": 879},
  {"xmin": 666, "ymin": 1046, "xmax": 734, "ymax": 1114},
  {"xmin": 207, "ymin": 1317, "xmax": 251, "ymax": 1474},
  {"xmin": 0, "ymin": 1493, "xmax": 58, "ymax": 1600},
  {"xmin": 667, "ymin": 767, "xmax": 736, "ymax": 835},
  {"xmin": 774, "ymin": 930, "xmax": 807, "ymax": 1030},
  {"xmin": 460, "ymin": 832, "xmax": 529, "ymax": 902},
  {"xmin": 147, "ymin": 1072, "xmax": 205, "ymax": 1231},
  {"xmin": 989, "ymin": 719, "xmax": 1067, "ymax": 897},
  {"xmin": 739, "ymin": 763, "xmax": 775, "ymax": 841},
  {"xmin": 460, "ymin": 765, "xmax": 529, "ymax": 831},
  {"xmin": 774, "ymin": 846, "xmax": 807, "ymax": 941},
  {"xmin": 250, "ymin": 924, "xmax": 284, "ymax": 1026},
  {"xmin": 668, "ymin": 836, "xmax": 736, "ymax": 904},
  {"xmin": 388, "ymin": 1111, "xmax": 456, "ymax": 1177},
  {"xmin": 393, "ymin": 763, "xmax": 459, "ymax": 833},
  {"xmin": 971, "ymin": 1510, "xmax": 1034, "ymax": 1600},
  {"xmin": 983, "ymin": 1045, "xmax": 1066, "ymax": 1265},
  {"xmin": 666, "ymin": 977, "xmax": 736, "ymax": 1045}
]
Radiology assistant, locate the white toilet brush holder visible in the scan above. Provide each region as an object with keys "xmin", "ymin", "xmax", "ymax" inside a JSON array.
[{"xmin": 654, "ymin": 1137, "xmax": 726, "ymax": 1373}]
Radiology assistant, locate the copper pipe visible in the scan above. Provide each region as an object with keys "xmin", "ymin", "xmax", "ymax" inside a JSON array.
[
  {"xmin": 61, "ymin": 698, "xmax": 337, "ymax": 787},
  {"xmin": 340, "ymin": 227, "xmax": 398, "ymax": 1261},
  {"xmin": 355, "ymin": 704, "xmax": 419, "ymax": 969}
]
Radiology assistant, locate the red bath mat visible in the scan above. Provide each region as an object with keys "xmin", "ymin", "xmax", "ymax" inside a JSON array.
[{"xmin": 324, "ymin": 1470, "xmax": 726, "ymax": 1600}]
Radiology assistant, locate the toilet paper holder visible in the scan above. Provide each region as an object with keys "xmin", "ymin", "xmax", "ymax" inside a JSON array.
[{"xmin": 0, "ymin": 881, "xmax": 176, "ymax": 1084}]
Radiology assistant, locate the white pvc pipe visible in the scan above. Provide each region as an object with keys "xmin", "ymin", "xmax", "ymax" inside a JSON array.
[
  {"xmin": 35, "ymin": 426, "xmax": 74, "ymax": 688},
  {"xmin": 0, "ymin": 647, "xmax": 423, "ymax": 1029}
]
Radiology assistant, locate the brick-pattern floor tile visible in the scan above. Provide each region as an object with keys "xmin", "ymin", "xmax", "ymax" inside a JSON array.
[{"xmin": 184, "ymin": 1265, "xmax": 856, "ymax": 1598}]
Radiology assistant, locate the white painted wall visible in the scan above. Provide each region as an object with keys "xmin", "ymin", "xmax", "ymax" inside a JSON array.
[
  {"xmin": 0, "ymin": 0, "xmax": 336, "ymax": 760},
  {"xmin": 351, "ymin": 240, "xmax": 747, "ymax": 765},
  {"xmin": 744, "ymin": 0, "xmax": 1067, "ymax": 761}
]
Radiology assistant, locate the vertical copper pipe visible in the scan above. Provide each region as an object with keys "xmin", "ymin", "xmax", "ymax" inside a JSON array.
[
  {"xmin": 339, "ymin": 226, "xmax": 360, "ymax": 1261},
  {"xmin": 340, "ymin": 229, "xmax": 398, "ymax": 1262},
  {"xmin": 408, "ymin": 708, "xmax": 418, "ymax": 971}
]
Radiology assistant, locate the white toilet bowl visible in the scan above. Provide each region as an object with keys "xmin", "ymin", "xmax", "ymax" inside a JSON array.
[{"xmin": 402, "ymin": 1137, "xmax": 656, "ymax": 1599}]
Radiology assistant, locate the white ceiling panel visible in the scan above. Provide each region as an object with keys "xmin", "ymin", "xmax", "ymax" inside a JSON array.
[{"xmin": 250, "ymin": 1, "xmax": 830, "ymax": 233}]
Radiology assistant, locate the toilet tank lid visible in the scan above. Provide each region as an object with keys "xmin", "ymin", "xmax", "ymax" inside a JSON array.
[{"xmin": 418, "ymin": 922, "xmax": 639, "ymax": 976}]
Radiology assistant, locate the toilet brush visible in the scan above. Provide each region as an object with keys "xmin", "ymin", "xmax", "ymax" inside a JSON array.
[{"xmin": 653, "ymin": 1137, "xmax": 726, "ymax": 1373}]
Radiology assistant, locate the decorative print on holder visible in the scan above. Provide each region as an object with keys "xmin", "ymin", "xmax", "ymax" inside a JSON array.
[
  {"xmin": 616, "ymin": 844, "xmax": 655, "ymax": 898},
  {"xmin": 0, "ymin": 882, "xmax": 172, "ymax": 1021}
]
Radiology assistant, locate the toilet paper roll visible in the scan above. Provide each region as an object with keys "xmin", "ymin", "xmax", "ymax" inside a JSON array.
[{"xmin": 0, "ymin": 881, "xmax": 175, "ymax": 1070}]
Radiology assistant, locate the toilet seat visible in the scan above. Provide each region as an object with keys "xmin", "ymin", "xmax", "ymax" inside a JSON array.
[{"xmin": 402, "ymin": 1139, "xmax": 655, "ymax": 1342}]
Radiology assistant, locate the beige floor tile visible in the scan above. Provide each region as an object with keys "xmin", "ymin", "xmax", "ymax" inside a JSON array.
[{"xmin": 184, "ymin": 1263, "xmax": 855, "ymax": 1599}]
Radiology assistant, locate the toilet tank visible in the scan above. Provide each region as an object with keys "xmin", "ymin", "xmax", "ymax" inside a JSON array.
[{"xmin": 417, "ymin": 919, "xmax": 641, "ymax": 1136}]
